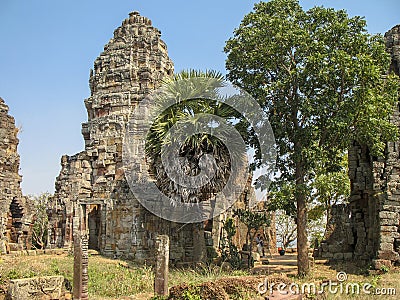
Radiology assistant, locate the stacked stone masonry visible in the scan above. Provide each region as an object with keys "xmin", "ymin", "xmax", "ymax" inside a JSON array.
[
  {"xmin": 319, "ymin": 25, "xmax": 400, "ymax": 266},
  {"xmin": 0, "ymin": 98, "xmax": 33, "ymax": 253}
]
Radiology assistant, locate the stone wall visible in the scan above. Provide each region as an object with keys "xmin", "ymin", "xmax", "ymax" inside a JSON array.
[
  {"xmin": 319, "ymin": 25, "xmax": 400, "ymax": 266},
  {"xmin": 0, "ymin": 97, "xmax": 33, "ymax": 253}
]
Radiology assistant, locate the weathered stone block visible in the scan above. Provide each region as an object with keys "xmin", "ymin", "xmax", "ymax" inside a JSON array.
[
  {"xmin": 378, "ymin": 250, "xmax": 400, "ymax": 262},
  {"xmin": 380, "ymin": 226, "xmax": 398, "ymax": 232},
  {"xmin": 321, "ymin": 252, "xmax": 333, "ymax": 259},
  {"xmin": 379, "ymin": 242, "xmax": 394, "ymax": 251},
  {"xmin": 333, "ymin": 253, "xmax": 344, "ymax": 260},
  {"xmin": 328, "ymin": 244, "xmax": 342, "ymax": 253},
  {"xmin": 0, "ymin": 240, "xmax": 8, "ymax": 254},
  {"xmin": 343, "ymin": 252, "xmax": 353, "ymax": 260},
  {"xmin": 382, "ymin": 205, "xmax": 400, "ymax": 213},
  {"xmin": 372, "ymin": 259, "xmax": 392, "ymax": 270},
  {"xmin": 252, "ymin": 252, "xmax": 261, "ymax": 262},
  {"xmin": 380, "ymin": 233, "xmax": 397, "ymax": 244},
  {"xmin": 380, "ymin": 218, "xmax": 399, "ymax": 226},
  {"xmin": 7, "ymin": 276, "xmax": 64, "ymax": 300},
  {"xmin": 379, "ymin": 211, "xmax": 398, "ymax": 219}
]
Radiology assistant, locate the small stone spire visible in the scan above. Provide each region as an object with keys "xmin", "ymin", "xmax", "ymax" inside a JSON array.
[{"xmin": 385, "ymin": 25, "xmax": 400, "ymax": 75}]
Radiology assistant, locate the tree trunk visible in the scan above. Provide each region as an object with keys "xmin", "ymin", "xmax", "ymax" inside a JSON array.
[
  {"xmin": 296, "ymin": 161, "xmax": 310, "ymax": 277},
  {"xmin": 246, "ymin": 230, "xmax": 251, "ymax": 269}
]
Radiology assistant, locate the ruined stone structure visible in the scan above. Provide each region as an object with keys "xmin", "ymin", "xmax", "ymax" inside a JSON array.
[
  {"xmin": 319, "ymin": 25, "xmax": 400, "ymax": 266},
  {"xmin": 48, "ymin": 12, "xmax": 236, "ymax": 264},
  {"xmin": 0, "ymin": 97, "xmax": 33, "ymax": 253}
]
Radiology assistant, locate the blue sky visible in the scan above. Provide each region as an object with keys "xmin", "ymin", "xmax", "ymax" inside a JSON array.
[{"xmin": 0, "ymin": 0, "xmax": 398, "ymax": 195}]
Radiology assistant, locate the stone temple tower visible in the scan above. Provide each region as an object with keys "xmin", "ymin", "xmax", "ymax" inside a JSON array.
[
  {"xmin": 0, "ymin": 98, "xmax": 33, "ymax": 253},
  {"xmin": 49, "ymin": 12, "xmax": 205, "ymax": 263}
]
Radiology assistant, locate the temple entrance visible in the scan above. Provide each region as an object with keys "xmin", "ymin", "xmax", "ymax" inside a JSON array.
[
  {"xmin": 88, "ymin": 205, "xmax": 101, "ymax": 250},
  {"xmin": 7, "ymin": 198, "xmax": 24, "ymax": 243}
]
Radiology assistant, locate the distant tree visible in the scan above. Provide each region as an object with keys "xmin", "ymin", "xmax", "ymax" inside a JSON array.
[
  {"xmin": 275, "ymin": 210, "xmax": 297, "ymax": 250},
  {"xmin": 225, "ymin": 0, "xmax": 399, "ymax": 276},
  {"xmin": 234, "ymin": 209, "xmax": 270, "ymax": 269},
  {"xmin": 221, "ymin": 218, "xmax": 242, "ymax": 269},
  {"xmin": 271, "ymin": 154, "xmax": 350, "ymax": 247},
  {"xmin": 29, "ymin": 192, "xmax": 51, "ymax": 249},
  {"xmin": 310, "ymin": 154, "xmax": 350, "ymax": 236}
]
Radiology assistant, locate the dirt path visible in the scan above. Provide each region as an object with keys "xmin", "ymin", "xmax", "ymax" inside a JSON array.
[{"xmin": 254, "ymin": 253, "xmax": 298, "ymax": 275}]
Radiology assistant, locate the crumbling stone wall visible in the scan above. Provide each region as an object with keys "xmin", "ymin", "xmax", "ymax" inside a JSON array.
[
  {"xmin": 47, "ymin": 152, "xmax": 91, "ymax": 249},
  {"xmin": 320, "ymin": 25, "xmax": 400, "ymax": 266},
  {"xmin": 0, "ymin": 97, "xmax": 33, "ymax": 253}
]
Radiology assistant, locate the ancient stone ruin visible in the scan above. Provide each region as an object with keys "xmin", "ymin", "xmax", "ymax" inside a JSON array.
[
  {"xmin": 319, "ymin": 25, "xmax": 400, "ymax": 267},
  {"xmin": 47, "ymin": 12, "xmax": 269, "ymax": 265},
  {"xmin": 0, "ymin": 97, "xmax": 33, "ymax": 253},
  {"xmin": 2, "ymin": 12, "xmax": 397, "ymax": 271}
]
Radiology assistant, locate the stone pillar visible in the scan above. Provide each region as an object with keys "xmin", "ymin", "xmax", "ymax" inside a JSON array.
[
  {"xmin": 73, "ymin": 209, "xmax": 89, "ymax": 300},
  {"xmin": 81, "ymin": 234, "xmax": 89, "ymax": 300},
  {"xmin": 154, "ymin": 235, "xmax": 169, "ymax": 296},
  {"xmin": 73, "ymin": 216, "xmax": 82, "ymax": 300}
]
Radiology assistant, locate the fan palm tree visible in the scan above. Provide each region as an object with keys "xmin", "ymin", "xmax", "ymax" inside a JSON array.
[
  {"xmin": 144, "ymin": 70, "xmax": 254, "ymax": 263},
  {"xmin": 145, "ymin": 69, "xmax": 249, "ymax": 204}
]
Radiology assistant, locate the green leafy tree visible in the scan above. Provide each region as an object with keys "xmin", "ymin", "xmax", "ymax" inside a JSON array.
[
  {"xmin": 225, "ymin": 0, "xmax": 399, "ymax": 276},
  {"xmin": 29, "ymin": 192, "xmax": 51, "ymax": 249}
]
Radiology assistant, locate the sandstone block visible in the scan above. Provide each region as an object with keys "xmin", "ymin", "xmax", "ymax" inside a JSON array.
[
  {"xmin": 372, "ymin": 259, "xmax": 392, "ymax": 270},
  {"xmin": 379, "ymin": 211, "xmax": 398, "ymax": 219},
  {"xmin": 379, "ymin": 242, "xmax": 394, "ymax": 251},
  {"xmin": 378, "ymin": 250, "xmax": 400, "ymax": 261},
  {"xmin": 7, "ymin": 276, "xmax": 64, "ymax": 300},
  {"xmin": 321, "ymin": 252, "xmax": 333, "ymax": 259},
  {"xmin": 333, "ymin": 253, "xmax": 344, "ymax": 260},
  {"xmin": 381, "ymin": 218, "xmax": 399, "ymax": 226},
  {"xmin": 252, "ymin": 252, "xmax": 261, "ymax": 262},
  {"xmin": 343, "ymin": 252, "xmax": 353, "ymax": 260}
]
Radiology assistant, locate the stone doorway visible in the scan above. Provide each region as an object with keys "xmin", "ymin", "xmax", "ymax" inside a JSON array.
[
  {"xmin": 7, "ymin": 197, "xmax": 24, "ymax": 243},
  {"xmin": 88, "ymin": 205, "xmax": 101, "ymax": 250}
]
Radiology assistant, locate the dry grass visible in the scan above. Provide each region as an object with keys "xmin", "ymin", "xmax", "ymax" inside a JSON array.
[
  {"xmin": 293, "ymin": 261, "xmax": 400, "ymax": 299},
  {"xmin": 0, "ymin": 254, "xmax": 399, "ymax": 299},
  {"xmin": 0, "ymin": 254, "xmax": 154, "ymax": 299},
  {"xmin": 0, "ymin": 254, "xmax": 249, "ymax": 299}
]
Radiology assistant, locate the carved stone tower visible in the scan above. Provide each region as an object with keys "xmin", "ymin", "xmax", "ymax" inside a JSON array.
[
  {"xmin": 49, "ymin": 12, "xmax": 206, "ymax": 263},
  {"xmin": 0, "ymin": 97, "xmax": 33, "ymax": 253}
]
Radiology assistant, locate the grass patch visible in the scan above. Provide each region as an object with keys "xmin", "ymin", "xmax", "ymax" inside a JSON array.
[
  {"xmin": 88, "ymin": 261, "xmax": 154, "ymax": 297},
  {"xmin": 0, "ymin": 254, "xmax": 399, "ymax": 299},
  {"xmin": 0, "ymin": 255, "xmax": 250, "ymax": 299}
]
